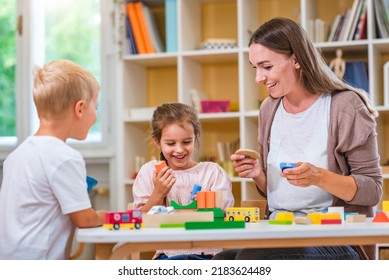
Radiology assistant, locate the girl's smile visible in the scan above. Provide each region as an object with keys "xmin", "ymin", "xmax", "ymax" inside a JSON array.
[{"xmin": 158, "ymin": 122, "xmax": 197, "ymax": 170}]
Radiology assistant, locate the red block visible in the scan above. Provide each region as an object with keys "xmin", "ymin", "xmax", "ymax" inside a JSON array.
[{"xmin": 321, "ymin": 219, "xmax": 342, "ymax": 224}]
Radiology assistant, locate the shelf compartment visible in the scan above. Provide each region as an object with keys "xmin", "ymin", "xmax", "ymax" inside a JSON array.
[
  {"xmin": 122, "ymin": 60, "xmax": 178, "ymax": 111},
  {"xmin": 241, "ymin": 0, "xmax": 300, "ymax": 47},
  {"xmin": 181, "ymin": 0, "xmax": 238, "ymax": 51},
  {"xmin": 181, "ymin": 55, "xmax": 239, "ymax": 108}
]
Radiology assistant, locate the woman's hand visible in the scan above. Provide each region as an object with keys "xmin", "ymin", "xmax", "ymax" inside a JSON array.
[
  {"xmin": 230, "ymin": 153, "xmax": 262, "ymax": 178},
  {"xmin": 281, "ymin": 162, "xmax": 322, "ymax": 187}
]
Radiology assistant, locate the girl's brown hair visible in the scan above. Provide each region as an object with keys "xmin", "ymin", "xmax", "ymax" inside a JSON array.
[{"xmin": 151, "ymin": 103, "xmax": 200, "ymax": 161}]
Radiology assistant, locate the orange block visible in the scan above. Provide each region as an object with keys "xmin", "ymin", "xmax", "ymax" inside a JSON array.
[
  {"xmin": 372, "ymin": 212, "xmax": 389, "ymax": 223},
  {"xmin": 155, "ymin": 161, "xmax": 167, "ymax": 173},
  {"xmin": 205, "ymin": 191, "xmax": 215, "ymax": 208},
  {"xmin": 196, "ymin": 191, "xmax": 206, "ymax": 208}
]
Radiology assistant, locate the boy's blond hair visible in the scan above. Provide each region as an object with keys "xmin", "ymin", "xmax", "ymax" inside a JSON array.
[{"xmin": 33, "ymin": 59, "xmax": 100, "ymax": 119}]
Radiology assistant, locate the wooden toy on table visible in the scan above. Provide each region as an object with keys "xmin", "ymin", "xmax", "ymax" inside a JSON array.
[
  {"xmin": 268, "ymin": 211, "xmax": 294, "ymax": 225},
  {"xmin": 142, "ymin": 210, "xmax": 214, "ymax": 228},
  {"xmin": 372, "ymin": 211, "xmax": 389, "ymax": 223},
  {"xmin": 103, "ymin": 209, "xmax": 143, "ymax": 230},
  {"xmin": 320, "ymin": 213, "xmax": 342, "ymax": 224},
  {"xmin": 154, "ymin": 160, "xmax": 167, "ymax": 173},
  {"xmin": 382, "ymin": 200, "xmax": 389, "ymax": 212},
  {"xmin": 346, "ymin": 214, "xmax": 366, "ymax": 223},
  {"xmin": 224, "ymin": 207, "xmax": 260, "ymax": 223},
  {"xmin": 294, "ymin": 216, "xmax": 312, "ymax": 224},
  {"xmin": 235, "ymin": 148, "xmax": 260, "ymax": 160}
]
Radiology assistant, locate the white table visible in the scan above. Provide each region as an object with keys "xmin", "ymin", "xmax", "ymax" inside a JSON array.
[{"xmin": 76, "ymin": 219, "xmax": 389, "ymax": 259}]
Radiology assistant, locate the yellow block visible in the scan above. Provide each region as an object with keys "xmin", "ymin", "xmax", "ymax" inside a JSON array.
[
  {"xmin": 276, "ymin": 212, "xmax": 294, "ymax": 222},
  {"xmin": 383, "ymin": 201, "xmax": 389, "ymax": 212},
  {"xmin": 321, "ymin": 213, "xmax": 342, "ymax": 220},
  {"xmin": 307, "ymin": 212, "xmax": 322, "ymax": 224}
]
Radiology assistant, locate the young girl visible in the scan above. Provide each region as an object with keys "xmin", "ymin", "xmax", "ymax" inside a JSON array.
[{"xmin": 133, "ymin": 102, "xmax": 235, "ymax": 260}]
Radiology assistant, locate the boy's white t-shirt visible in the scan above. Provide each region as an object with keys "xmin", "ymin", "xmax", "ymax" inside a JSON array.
[
  {"xmin": 0, "ymin": 136, "xmax": 91, "ymax": 259},
  {"xmin": 267, "ymin": 94, "xmax": 333, "ymax": 216}
]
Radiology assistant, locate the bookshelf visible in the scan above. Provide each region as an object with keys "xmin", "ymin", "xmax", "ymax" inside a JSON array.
[{"xmin": 113, "ymin": 0, "xmax": 389, "ymax": 212}]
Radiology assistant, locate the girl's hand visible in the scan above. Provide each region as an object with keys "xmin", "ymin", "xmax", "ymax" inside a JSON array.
[
  {"xmin": 281, "ymin": 162, "xmax": 322, "ymax": 187},
  {"xmin": 151, "ymin": 165, "xmax": 176, "ymax": 202},
  {"xmin": 230, "ymin": 153, "xmax": 262, "ymax": 178}
]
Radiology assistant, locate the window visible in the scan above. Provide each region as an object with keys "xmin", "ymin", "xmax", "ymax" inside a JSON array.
[
  {"xmin": 0, "ymin": 0, "xmax": 111, "ymax": 153},
  {"xmin": 36, "ymin": 0, "xmax": 102, "ymax": 142}
]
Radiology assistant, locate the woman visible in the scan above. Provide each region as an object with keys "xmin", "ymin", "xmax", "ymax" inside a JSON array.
[{"xmin": 213, "ymin": 17, "xmax": 382, "ymax": 260}]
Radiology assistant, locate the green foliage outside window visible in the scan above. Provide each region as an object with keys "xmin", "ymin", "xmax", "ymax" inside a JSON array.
[
  {"xmin": 0, "ymin": 0, "xmax": 101, "ymax": 139},
  {"xmin": 0, "ymin": 0, "xmax": 16, "ymax": 137},
  {"xmin": 44, "ymin": 0, "xmax": 101, "ymax": 135}
]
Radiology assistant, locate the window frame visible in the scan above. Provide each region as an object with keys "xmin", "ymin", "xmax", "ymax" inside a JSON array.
[{"xmin": 0, "ymin": 0, "xmax": 116, "ymax": 161}]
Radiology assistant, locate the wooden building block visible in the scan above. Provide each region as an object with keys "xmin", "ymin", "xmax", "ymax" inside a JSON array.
[
  {"xmin": 185, "ymin": 221, "xmax": 245, "ymax": 230},
  {"xmin": 321, "ymin": 213, "xmax": 342, "ymax": 220},
  {"xmin": 268, "ymin": 220, "xmax": 293, "ymax": 225},
  {"xmin": 328, "ymin": 206, "xmax": 344, "ymax": 220},
  {"xmin": 154, "ymin": 161, "xmax": 167, "ymax": 173},
  {"xmin": 198, "ymin": 208, "xmax": 224, "ymax": 222},
  {"xmin": 275, "ymin": 212, "xmax": 294, "ymax": 221},
  {"xmin": 196, "ymin": 191, "xmax": 206, "ymax": 208},
  {"xmin": 346, "ymin": 214, "xmax": 366, "ymax": 223},
  {"xmin": 170, "ymin": 199, "xmax": 197, "ymax": 209},
  {"xmin": 321, "ymin": 219, "xmax": 342, "ymax": 224},
  {"xmin": 307, "ymin": 212, "xmax": 322, "ymax": 224},
  {"xmin": 205, "ymin": 191, "xmax": 215, "ymax": 208},
  {"xmin": 382, "ymin": 201, "xmax": 389, "ymax": 212},
  {"xmin": 294, "ymin": 216, "xmax": 312, "ymax": 224},
  {"xmin": 214, "ymin": 191, "xmax": 223, "ymax": 209},
  {"xmin": 142, "ymin": 211, "xmax": 213, "ymax": 228},
  {"xmin": 372, "ymin": 211, "xmax": 389, "ymax": 223}
]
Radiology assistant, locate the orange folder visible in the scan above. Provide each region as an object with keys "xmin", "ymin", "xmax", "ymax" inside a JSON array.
[
  {"xmin": 126, "ymin": 3, "xmax": 147, "ymax": 54},
  {"xmin": 134, "ymin": 2, "xmax": 155, "ymax": 53}
]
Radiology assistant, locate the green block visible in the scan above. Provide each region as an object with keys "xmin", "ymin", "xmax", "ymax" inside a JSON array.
[
  {"xmin": 170, "ymin": 200, "xmax": 197, "ymax": 209},
  {"xmin": 268, "ymin": 220, "xmax": 293, "ymax": 225},
  {"xmin": 160, "ymin": 223, "xmax": 185, "ymax": 228},
  {"xmin": 185, "ymin": 221, "xmax": 245, "ymax": 230}
]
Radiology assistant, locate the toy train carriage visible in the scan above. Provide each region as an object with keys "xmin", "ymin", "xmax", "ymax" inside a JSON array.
[
  {"xmin": 225, "ymin": 207, "xmax": 260, "ymax": 223},
  {"xmin": 103, "ymin": 209, "xmax": 143, "ymax": 230}
]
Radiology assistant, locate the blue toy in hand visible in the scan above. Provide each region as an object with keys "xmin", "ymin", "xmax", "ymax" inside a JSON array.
[
  {"xmin": 190, "ymin": 184, "xmax": 202, "ymax": 200},
  {"xmin": 86, "ymin": 176, "xmax": 98, "ymax": 193},
  {"xmin": 280, "ymin": 162, "xmax": 295, "ymax": 171}
]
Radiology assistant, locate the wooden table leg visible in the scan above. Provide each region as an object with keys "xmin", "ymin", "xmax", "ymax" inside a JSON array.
[{"xmin": 94, "ymin": 243, "xmax": 115, "ymax": 260}]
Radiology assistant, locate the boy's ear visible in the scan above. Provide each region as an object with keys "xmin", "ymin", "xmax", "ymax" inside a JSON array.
[{"xmin": 74, "ymin": 100, "xmax": 85, "ymax": 119}]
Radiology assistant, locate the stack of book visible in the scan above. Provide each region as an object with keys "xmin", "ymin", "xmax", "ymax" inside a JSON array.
[
  {"xmin": 125, "ymin": 1, "xmax": 171, "ymax": 55},
  {"xmin": 343, "ymin": 61, "xmax": 369, "ymax": 94},
  {"xmin": 327, "ymin": 0, "xmax": 367, "ymax": 42},
  {"xmin": 306, "ymin": 18, "xmax": 328, "ymax": 43},
  {"xmin": 374, "ymin": 0, "xmax": 389, "ymax": 39}
]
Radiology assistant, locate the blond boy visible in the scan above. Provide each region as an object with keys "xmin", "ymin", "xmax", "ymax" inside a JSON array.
[{"xmin": 0, "ymin": 60, "xmax": 106, "ymax": 259}]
